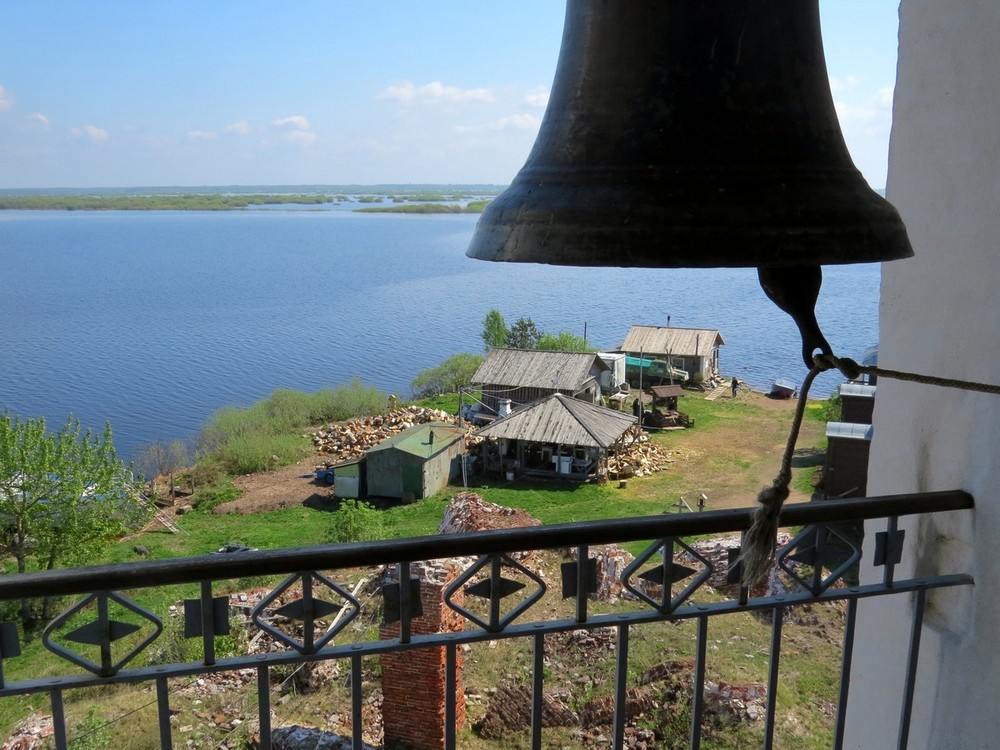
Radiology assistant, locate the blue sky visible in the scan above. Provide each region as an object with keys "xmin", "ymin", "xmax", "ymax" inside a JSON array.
[{"xmin": 0, "ymin": 1, "xmax": 901, "ymax": 189}]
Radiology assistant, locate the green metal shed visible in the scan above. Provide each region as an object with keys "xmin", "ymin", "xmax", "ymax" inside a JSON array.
[{"xmin": 364, "ymin": 422, "xmax": 466, "ymax": 500}]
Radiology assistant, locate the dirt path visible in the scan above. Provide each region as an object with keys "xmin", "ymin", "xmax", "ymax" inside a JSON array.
[{"xmin": 212, "ymin": 455, "xmax": 333, "ymax": 515}]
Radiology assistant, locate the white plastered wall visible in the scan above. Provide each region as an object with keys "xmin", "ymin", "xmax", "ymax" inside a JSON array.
[{"xmin": 843, "ymin": 1, "xmax": 1000, "ymax": 748}]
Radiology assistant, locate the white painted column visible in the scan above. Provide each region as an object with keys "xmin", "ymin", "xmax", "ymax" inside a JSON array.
[{"xmin": 844, "ymin": 2, "xmax": 1000, "ymax": 748}]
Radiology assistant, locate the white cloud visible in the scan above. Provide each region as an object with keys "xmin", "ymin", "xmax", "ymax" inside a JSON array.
[
  {"xmin": 27, "ymin": 112, "xmax": 50, "ymax": 130},
  {"xmin": 0, "ymin": 84, "xmax": 13, "ymax": 109},
  {"xmin": 224, "ymin": 120, "xmax": 251, "ymax": 135},
  {"xmin": 282, "ymin": 129, "xmax": 317, "ymax": 146},
  {"xmin": 273, "ymin": 115, "xmax": 310, "ymax": 130},
  {"xmin": 70, "ymin": 124, "xmax": 109, "ymax": 142},
  {"xmin": 523, "ymin": 86, "xmax": 549, "ymax": 108},
  {"xmin": 188, "ymin": 129, "xmax": 217, "ymax": 140},
  {"xmin": 457, "ymin": 113, "xmax": 541, "ymax": 133},
  {"xmin": 378, "ymin": 81, "xmax": 495, "ymax": 104}
]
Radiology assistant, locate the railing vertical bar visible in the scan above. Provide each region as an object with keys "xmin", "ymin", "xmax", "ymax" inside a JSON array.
[
  {"xmin": 200, "ymin": 580, "xmax": 216, "ymax": 666},
  {"xmin": 98, "ymin": 592, "xmax": 112, "ymax": 675},
  {"xmin": 490, "ymin": 555, "xmax": 502, "ymax": 631},
  {"xmin": 884, "ymin": 516, "xmax": 899, "ymax": 588},
  {"xmin": 445, "ymin": 643, "xmax": 458, "ymax": 750},
  {"xmin": 690, "ymin": 615, "xmax": 708, "ymax": 750},
  {"xmin": 302, "ymin": 574, "xmax": 314, "ymax": 653},
  {"xmin": 833, "ymin": 598, "xmax": 859, "ymax": 750},
  {"xmin": 763, "ymin": 605, "xmax": 784, "ymax": 750},
  {"xmin": 257, "ymin": 665, "xmax": 272, "ymax": 750},
  {"xmin": 897, "ymin": 588, "xmax": 926, "ymax": 750},
  {"xmin": 352, "ymin": 654, "xmax": 364, "ymax": 750},
  {"xmin": 612, "ymin": 623, "xmax": 630, "ymax": 750},
  {"xmin": 576, "ymin": 545, "xmax": 589, "ymax": 623},
  {"xmin": 531, "ymin": 632, "xmax": 545, "ymax": 750},
  {"xmin": 155, "ymin": 675, "xmax": 172, "ymax": 749},
  {"xmin": 50, "ymin": 688, "xmax": 68, "ymax": 750},
  {"xmin": 399, "ymin": 562, "xmax": 412, "ymax": 644}
]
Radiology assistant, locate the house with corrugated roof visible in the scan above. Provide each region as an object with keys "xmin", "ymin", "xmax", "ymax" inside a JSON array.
[
  {"xmin": 470, "ymin": 348, "xmax": 610, "ymax": 418},
  {"xmin": 474, "ymin": 393, "xmax": 636, "ymax": 480},
  {"xmin": 618, "ymin": 325, "xmax": 724, "ymax": 383}
]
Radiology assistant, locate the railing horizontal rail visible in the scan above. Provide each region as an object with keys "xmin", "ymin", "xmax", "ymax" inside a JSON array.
[{"xmin": 0, "ymin": 490, "xmax": 972, "ymax": 599}]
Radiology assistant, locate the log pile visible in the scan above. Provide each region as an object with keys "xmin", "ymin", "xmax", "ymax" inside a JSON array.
[
  {"xmin": 606, "ymin": 427, "xmax": 686, "ymax": 479},
  {"xmin": 310, "ymin": 406, "xmax": 459, "ymax": 463}
]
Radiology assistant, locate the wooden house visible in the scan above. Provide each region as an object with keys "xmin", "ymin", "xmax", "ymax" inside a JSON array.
[
  {"xmin": 470, "ymin": 348, "xmax": 610, "ymax": 417},
  {"xmin": 474, "ymin": 393, "xmax": 637, "ymax": 480},
  {"xmin": 365, "ymin": 422, "xmax": 465, "ymax": 501},
  {"xmin": 618, "ymin": 325, "xmax": 724, "ymax": 383}
]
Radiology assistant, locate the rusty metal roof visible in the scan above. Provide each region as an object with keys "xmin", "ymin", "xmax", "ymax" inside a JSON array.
[
  {"xmin": 619, "ymin": 326, "xmax": 725, "ymax": 357},
  {"xmin": 471, "ymin": 348, "xmax": 608, "ymax": 391},
  {"xmin": 475, "ymin": 393, "xmax": 636, "ymax": 448}
]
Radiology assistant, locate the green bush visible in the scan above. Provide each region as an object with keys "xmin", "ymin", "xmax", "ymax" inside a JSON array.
[
  {"xmin": 215, "ymin": 433, "xmax": 309, "ymax": 475},
  {"xmin": 327, "ymin": 500, "xmax": 387, "ymax": 543}
]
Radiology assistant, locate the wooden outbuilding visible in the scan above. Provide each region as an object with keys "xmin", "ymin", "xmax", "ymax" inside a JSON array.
[
  {"xmin": 365, "ymin": 422, "xmax": 466, "ymax": 501},
  {"xmin": 838, "ymin": 383, "xmax": 876, "ymax": 424},
  {"xmin": 470, "ymin": 348, "xmax": 610, "ymax": 417},
  {"xmin": 618, "ymin": 325, "xmax": 724, "ymax": 382},
  {"xmin": 824, "ymin": 422, "xmax": 873, "ymax": 499},
  {"xmin": 474, "ymin": 393, "xmax": 637, "ymax": 480}
]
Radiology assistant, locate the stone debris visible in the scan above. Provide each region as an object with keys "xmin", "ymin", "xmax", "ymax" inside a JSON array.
[
  {"xmin": 1, "ymin": 714, "xmax": 53, "ymax": 750},
  {"xmin": 271, "ymin": 725, "xmax": 377, "ymax": 750},
  {"xmin": 439, "ymin": 492, "xmax": 541, "ymax": 534},
  {"xmin": 474, "ymin": 683, "xmax": 579, "ymax": 739},
  {"xmin": 310, "ymin": 406, "xmax": 459, "ymax": 463}
]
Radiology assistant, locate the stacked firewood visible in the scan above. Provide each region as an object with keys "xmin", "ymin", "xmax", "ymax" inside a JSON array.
[
  {"xmin": 310, "ymin": 406, "xmax": 458, "ymax": 463},
  {"xmin": 606, "ymin": 427, "xmax": 686, "ymax": 478}
]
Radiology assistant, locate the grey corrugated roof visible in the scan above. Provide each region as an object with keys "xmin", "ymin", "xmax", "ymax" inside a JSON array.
[
  {"xmin": 619, "ymin": 326, "xmax": 725, "ymax": 357},
  {"xmin": 475, "ymin": 393, "xmax": 636, "ymax": 448},
  {"xmin": 826, "ymin": 422, "xmax": 874, "ymax": 441},
  {"xmin": 471, "ymin": 348, "xmax": 608, "ymax": 390},
  {"xmin": 838, "ymin": 383, "xmax": 876, "ymax": 399}
]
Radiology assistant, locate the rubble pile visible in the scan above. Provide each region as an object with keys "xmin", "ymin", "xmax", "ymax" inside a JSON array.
[
  {"xmin": 1, "ymin": 714, "xmax": 53, "ymax": 750},
  {"xmin": 310, "ymin": 406, "xmax": 459, "ymax": 462},
  {"xmin": 438, "ymin": 493, "xmax": 543, "ymax": 563},
  {"xmin": 606, "ymin": 427, "xmax": 687, "ymax": 478}
]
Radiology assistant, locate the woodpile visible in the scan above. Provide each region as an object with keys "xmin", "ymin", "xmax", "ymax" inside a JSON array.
[
  {"xmin": 310, "ymin": 406, "xmax": 459, "ymax": 463},
  {"xmin": 606, "ymin": 426, "xmax": 686, "ymax": 479}
]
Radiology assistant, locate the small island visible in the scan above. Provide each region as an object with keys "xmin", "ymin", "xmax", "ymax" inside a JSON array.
[{"xmin": 0, "ymin": 194, "xmax": 334, "ymax": 211}]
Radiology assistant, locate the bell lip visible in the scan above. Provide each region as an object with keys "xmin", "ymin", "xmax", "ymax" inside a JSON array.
[{"xmin": 466, "ymin": 176, "xmax": 914, "ymax": 269}]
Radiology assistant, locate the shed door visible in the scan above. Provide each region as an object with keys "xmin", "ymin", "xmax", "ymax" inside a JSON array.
[{"xmin": 403, "ymin": 463, "xmax": 423, "ymax": 498}]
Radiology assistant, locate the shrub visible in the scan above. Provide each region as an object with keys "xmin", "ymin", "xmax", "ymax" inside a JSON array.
[{"xmin": 327, "ymin": 500, "xmax": 387, "ymax": 543}]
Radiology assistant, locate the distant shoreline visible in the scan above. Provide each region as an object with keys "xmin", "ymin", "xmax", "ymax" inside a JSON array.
[{"xmin": 0, "ymin": 190, "xmax": 498, "ymax": 213}]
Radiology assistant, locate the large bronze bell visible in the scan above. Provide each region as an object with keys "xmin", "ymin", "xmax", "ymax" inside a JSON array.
[{"xmin": 466, "ymin": 0, "xmax": 912, "ymax": 366}]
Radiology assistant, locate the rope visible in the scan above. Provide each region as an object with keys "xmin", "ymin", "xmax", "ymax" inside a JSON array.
[{"xmin": 740, "ymin": 352, "xmax": 1000, "ymax": 585}]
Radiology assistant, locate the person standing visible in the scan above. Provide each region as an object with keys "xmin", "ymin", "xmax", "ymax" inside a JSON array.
[{"xmin": 731, "ymin": 377, "xmax": 740, "ymax": 397}]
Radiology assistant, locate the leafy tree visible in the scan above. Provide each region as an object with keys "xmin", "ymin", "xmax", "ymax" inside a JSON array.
[
  {"xmin": 537, "ymin": 331, "xmax": 596, "ymax": 352},
  {"xmin": 482, "ymin": 308, "xmax": 508, "ymax": 351},
  {"xmin": 0, "ymin": 415, "xmax": 147, "ymax": 625},
  {"xmin": 411, "ymin": 353, "xmax": 484, "ymax": 398},
  {"xmin": 326, "ymin": 500, "xmax": 386, "ymax": 543},
  {"xmin": 137, "ymin": 439, "xmax": 189, "ymax": 499},
  {"xmin": 506, "ymin": 317, "xmax": 542, "ymax": 349}
]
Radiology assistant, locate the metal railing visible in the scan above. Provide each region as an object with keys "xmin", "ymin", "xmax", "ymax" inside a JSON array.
[{"xmin": 0, "ymin": 490, "xmax": 974, "ymax": 749}]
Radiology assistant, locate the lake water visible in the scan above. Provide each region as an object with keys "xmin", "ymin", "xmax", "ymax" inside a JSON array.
[{"xmin": 0, "ymin": 203, "xmax": 880, "ymax": 461}]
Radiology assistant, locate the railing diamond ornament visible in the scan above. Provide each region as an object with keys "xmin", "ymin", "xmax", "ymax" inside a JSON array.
[
  {"xmin": 43, "ymin": 591, "xmax": 163, "ymax": 677},
  {"xmin": 778, "ymin": 524, "xmax": 862, "ymax": 595},
  {"xmin": 446, "ymin": 553, "xmax": 546, "ymax": 633},
  {"xmin": 623, "ymin": 537, "xmax": 712, "ymax": 613},
  {"xmin": 251, "ymin": 571, "xmax": 359, "ymax": 654}
]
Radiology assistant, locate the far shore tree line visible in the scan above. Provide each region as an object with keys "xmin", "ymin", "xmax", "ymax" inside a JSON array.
[{"xmin": 409, "ymin": 309, "xmax": 595, "ymax": 399}]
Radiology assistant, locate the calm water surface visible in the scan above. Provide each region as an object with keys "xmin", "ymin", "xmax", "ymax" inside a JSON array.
[{"xmin": 0, "ymin": 206, "xmax": 880, "ymax": 461}]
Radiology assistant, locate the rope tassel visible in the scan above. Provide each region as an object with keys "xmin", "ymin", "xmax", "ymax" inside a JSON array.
[{"xmin": 739, "ymin": 353, "xmax": 1000, "ymax": 585}]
